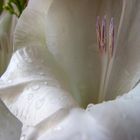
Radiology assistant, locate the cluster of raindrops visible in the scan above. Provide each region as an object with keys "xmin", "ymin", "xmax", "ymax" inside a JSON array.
[
  {"xmin": 86, "ymin": 104, "xmax": 94, "ymax": 112},
  {"xmin": 35, "ymin": 97, "xmax": 46, "ymax": 110},
  {"xmin": 31, "ymin": 84, "xmax": 40, "ymax": 91},
  {"xmin": 7, "ymin": 79, "xmax": 12, "ymax": 84}
]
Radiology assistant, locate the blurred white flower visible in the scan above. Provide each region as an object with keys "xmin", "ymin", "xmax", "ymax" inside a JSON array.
[{"xmin": 0, "ymin": 0, "xmax": 140, "ymax": 140}]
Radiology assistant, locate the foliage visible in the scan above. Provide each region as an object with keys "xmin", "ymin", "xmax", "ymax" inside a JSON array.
[
  {"xmin": 0, "ymin": 0, "xmax": 4, "ymax": 14},
  {"xmin": 3, "ymin": 0, "xmax": 28, "ymax": 17}
]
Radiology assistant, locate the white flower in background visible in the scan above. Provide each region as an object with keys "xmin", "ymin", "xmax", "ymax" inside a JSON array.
[
  {"xmin": 0, "ymin": 4, "xmax": 21, "ymax": 140},
  {"xmin": 0, "ymin": 11, "xmax": 17, "ymax": 75},
  {"xmin": 0, "ymin": 0, "xmax": 140, "ymax": 140}
]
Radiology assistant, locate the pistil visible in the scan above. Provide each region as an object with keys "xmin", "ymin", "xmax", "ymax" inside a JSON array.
[{"xmin": 96, "ymin": 16, "xmax": 115, "ymax": 102}]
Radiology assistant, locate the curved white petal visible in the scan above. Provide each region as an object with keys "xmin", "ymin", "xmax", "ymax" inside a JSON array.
[
  {"xmin": 14, "ymin": 8, "xmax": 46, "ymax": 50},
  {"xmin": 21, "ymin": 83, "xmax": 140, "ymax": 140},
  {"xmin": 0, "ymin": 46, "xmax": 78, "ymax": 126},
  {"xmin": 106, "ymin": 0, "xmax": 140, "ymax": 100},
  {"xmin": 0, "ymin": 99, "xmax": 22, "ymax": 140},
  {"xmin": 14, "ymin": 0, "xmax": 123, "ymax": 106},
  {"xmin": 45, "ymin": 0, "xmax": 123, "ymax": 106},
  {"xmin": 14, "ymin": 0, "xmax": 54, "ymax": 50},
  {"xmin": 28, "ymin": 0, "xmax": 54, "ymax": 14}
]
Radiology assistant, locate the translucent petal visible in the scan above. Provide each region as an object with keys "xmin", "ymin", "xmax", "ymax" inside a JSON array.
[
  {"xmin": 14, "ymin": 8, "xmax": 46, "ymax": 50},
  {"xmin": 0, "ymin": 46, "xmax": 78, "ymax": 126},
  {"xmin": 20, "ymin": 83, "xmax": 140, "ymax": 140},
  {"xmin": 106, "ymin": 0, "xmax": 140, "ymax": 100},
  {"xmin": 0, "ymin": 99, "xmax": 22, "ymax": 140},
  {"xmin": 45, "ymin": 0, "xmax": 122, "ymax": 106},
  {"xmin": 28, "ymin": 0, "xmax": 54, "ymax": 13},
  {"xmin": 14, "ymin": 0, "xmax": 54, "ymax": 50},
  {"xmin": 0, "ymin": 12, "xmax": 17, "ymax": 75},
  {"xmin": 14, "ymin": 0, "xmax": 123, "ymax": 106}
]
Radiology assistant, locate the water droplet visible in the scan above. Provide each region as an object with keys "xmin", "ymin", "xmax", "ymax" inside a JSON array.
[
  {"xmin": 8, "ymin": 80, "xmax": 12, "ymax": 84},
  {"xmin": 28, "ymin": 93, "xmax": 33, "ymax": 101},
  {"xmin": 31, "ymin": 85, "xmax": 40, "ymax": 91},
  {"xmin": 20, "ymin": 134, "xmax": 26, "ymax": 140},
  {"xmin": 35, "ymin": 98, "xmax": 45, "ymax": 110},
  {"xmin": 86, "ymin": 104, "xmax": 94, "ymax": 111}
]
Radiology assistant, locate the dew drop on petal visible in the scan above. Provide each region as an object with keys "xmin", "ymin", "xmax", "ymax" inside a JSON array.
[
  {"xmin": 86, "ymin": 104, "xmax": 94, "ymax": 111},
  {"xmin": 20, "ymin": 134, "xmax": 26, "ymax": 140},
  {"xmin": 35, "ymin": 98, "xmax": 45, "ymax": 110},
  {"xmin": 8, "ymin": 80, "xmax": 12, "ymax": 84},
  {"xmin": 31, "ymin": 85, "xmax": 40, "ymax": 91},
  {"xmin": 28, "ymin": 93, "xmax": 33, "ymax": 101}
]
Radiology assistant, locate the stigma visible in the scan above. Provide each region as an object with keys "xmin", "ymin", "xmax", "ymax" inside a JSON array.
[{"xmin": 96, "ymin": 16, "xmax": 115, "ymax": 102}]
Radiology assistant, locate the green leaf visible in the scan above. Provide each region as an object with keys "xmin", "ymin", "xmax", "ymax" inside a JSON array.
[
  {"xmin": 3, "ymin": 0, "xmax": 28, "ymax": 17},
  {"xmin": 0, "ymin": 0, "xmax": 4, "ymax": 14}
]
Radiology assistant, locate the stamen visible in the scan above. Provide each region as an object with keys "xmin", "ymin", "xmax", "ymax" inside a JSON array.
[
  {"xmin": 101, "ymin": 16, "xmax": 107, "ymax": 52},
  {"xmin": 96, "ymin": 16, "xmax": 115, "ymax": 102},
  {"xmin": 96, "ymin": 16, "xmax": 101, "ymax": 51},
  {"xmin": 96, "ymin": 16, "xmax": 107, "ymax": 54},
  {"xmin": 109, "ymin": 18, "xmax": 114, "ymax": 58}
]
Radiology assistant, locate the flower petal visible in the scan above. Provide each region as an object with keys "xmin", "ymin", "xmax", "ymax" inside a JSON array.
[
  {"xmin": 106, "ymin": 0, "xmax": 140, "ymax": 100},
  {"xmin": 21, "ymin": 83, "xmax": 140, "ymax": 140},
  {"xmin": 14, "ymin": 8, "xmax": 46, "ymax": 50},
  {"xmin": 14, "ymin": 0, "xmax": 123, "ymax": 106},
  {"xmin": 45, "ymin": 0, "xmax": 123, "ymax": 106},
  {"xmin": 0, "ymin": 12, "xmax": 17, "ymax": 75},
  {"xmin": 0, "ymin": 46, "xmax": 78, "ymax": 126},
  {"xmin": 28, "ymin": 0, "xmax": 54, "ymax": 13},
  {"xmin": 0, "ymin": 99, "xmax": 22, "ymax": 140}
]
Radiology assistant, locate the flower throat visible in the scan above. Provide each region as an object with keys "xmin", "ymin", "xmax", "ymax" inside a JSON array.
[{"xmin": 96, "ymin": 16, "xmax": 115, "ymax": 102}]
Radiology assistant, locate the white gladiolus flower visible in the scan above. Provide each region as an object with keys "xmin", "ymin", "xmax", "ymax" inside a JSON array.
[{"xmin": 0, "ymin": 0, "xmax": 140, "ymax": 140}]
